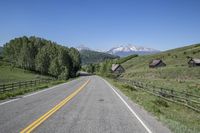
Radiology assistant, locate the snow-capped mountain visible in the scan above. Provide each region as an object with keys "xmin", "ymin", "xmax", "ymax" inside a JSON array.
[
  {"xmin": 76, "ymin": 45, "xmax": 91, "ymax": 51},
  {"xmin": 107, "ymin": 44, "xmax": 160, "ymax": 57},
  {"xmin": 76, "ymin": 45, "xmax": 104, "ymax": 52},
  {"xmin": 76, "ymin": 44, "xmax": 160, "ymax": 57}
]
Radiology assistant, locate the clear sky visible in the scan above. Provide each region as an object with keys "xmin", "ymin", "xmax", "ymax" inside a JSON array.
[{"xmin": 0, "ymin": 0, "xmax": 200, "ymax": 51}]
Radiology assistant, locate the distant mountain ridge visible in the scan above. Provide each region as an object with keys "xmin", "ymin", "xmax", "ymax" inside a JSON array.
[
  {"xmin": 76, "ymin": 44, "xmax": 160, "ymax": 57},
  {"xmin": 106, "ymin": 44, "xmax": 160, "ymax": 57},
  {"xmin": 79, "ymin": 49, "xmax": 119, "ymax": 65},
  {"xmin": 76, "ymin": 45, "xmax": 91, "ymax": 51},
  {"xmin": 76, "ymin": 45, "xmax": 104, "ymax": 52}
]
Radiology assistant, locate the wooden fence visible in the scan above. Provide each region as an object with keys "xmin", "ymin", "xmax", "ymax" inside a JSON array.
[
  {"xmin": 117, "ymin": 78, "xmax": 200, "ymax": 113},
  {"xmin": 0, "ymin": 78, "xmax": 54, "ymax": 93}
]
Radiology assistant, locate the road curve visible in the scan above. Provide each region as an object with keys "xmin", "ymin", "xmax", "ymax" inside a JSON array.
[{"xmin": 0, "ymin": 76, "xmax": 171, "ymax": 133}]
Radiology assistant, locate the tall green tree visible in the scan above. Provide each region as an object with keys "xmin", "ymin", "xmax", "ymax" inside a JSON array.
[
  {"xmin": 3, "ymin": 36, "xmax": 81, "ymax": 80},
  {"xmin": 69, "ymin": 48, "xmax": 81, "ymax": 77}
]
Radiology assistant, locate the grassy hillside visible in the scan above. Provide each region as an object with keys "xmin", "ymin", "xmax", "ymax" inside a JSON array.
[
  {"xmin": 80, "ymin": 50, "xmax": 119, "ymax": 65},
  {"xmin": 0, "ymin": 61, "xmax": 50, "ymax": 84},
  {"xmin": 107, "ymin": 43, "xmax": 200, "ymax": 133},
  {"xmin": 121, "ymin": 43, "xmax": 200, "ymax": 95}
]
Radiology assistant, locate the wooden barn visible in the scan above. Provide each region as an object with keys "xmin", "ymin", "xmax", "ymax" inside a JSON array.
[
  {"xmin": 111, "ymin": 64, "xmax": 125, "ymax": 74},
  {"xmin": 188, "ymin": 58, "xmax": 200, "ymax": 67},
  {"xmin": 149, "ymin": 59, "xmax": 166, "ymax": 68}
]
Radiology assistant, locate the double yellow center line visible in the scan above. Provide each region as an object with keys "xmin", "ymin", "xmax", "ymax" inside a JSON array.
[{"xmin": 20, "ymin": 79, "xmax": 90, "ymax": 133}]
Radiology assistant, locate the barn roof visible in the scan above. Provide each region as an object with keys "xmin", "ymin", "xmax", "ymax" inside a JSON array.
[
  {"xmin": 190, "ymin": 58, "xmax": 200, "ymax": 64},
  {"xmin": 149, "ymin": 59, "xmax": 162, "ymax": 66},
  {"xmin": 111, "ymin": 64, "xmax": 120, "ymax": 71}
]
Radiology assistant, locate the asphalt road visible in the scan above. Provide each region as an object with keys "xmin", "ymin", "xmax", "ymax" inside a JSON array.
[{"xmin": 0, "ymin": 76, "xmax": 171, "ymax": 133}]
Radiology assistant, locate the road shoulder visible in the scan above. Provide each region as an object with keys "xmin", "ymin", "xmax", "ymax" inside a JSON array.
[{"xmin": 101, "ymin": 76, "xmax": 171, "ymax": 133}]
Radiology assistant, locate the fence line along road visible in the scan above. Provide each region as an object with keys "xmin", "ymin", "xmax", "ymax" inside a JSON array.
[
  {"xmin": 0, "ymin": 78, "xmax": 54, "ymax": 93},
  {"xmin": 117, "ymin": 78, "xmax": 200, "ymax": 113}
]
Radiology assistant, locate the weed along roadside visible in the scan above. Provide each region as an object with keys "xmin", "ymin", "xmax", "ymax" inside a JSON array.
[
  {"xmin": 105, "ymin": 77, "xmax": 200, "ymax": 133},
  {"xmin": 0, "ymin": 79, "xmax": 75, "ymax": 100},
  {"xmin": 0, "ymin": 78, "xmax": 54, "ymax": 93},
  {"xmin": 117, "ymin": 78, "xmax": 200, "ymax": 113}
]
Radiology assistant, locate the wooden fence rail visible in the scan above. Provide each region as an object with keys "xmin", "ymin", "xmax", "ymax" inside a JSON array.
[
  {"xmin": 0, "ymin": 78, "xmax": 54, "ymax": 93},
  {"xmin": 117, "ymin": 78, "xmax": 200, "ymax": 113}
]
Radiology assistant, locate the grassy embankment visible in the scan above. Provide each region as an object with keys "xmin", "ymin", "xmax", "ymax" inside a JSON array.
[
  {"xmin": 121, "ymin": 44, "xmax": 200, "ymax": 95},
  {"xmin": 0, "ymin": 61, "xmax": 68, "ymax": 100},
  {"xmin": 107, "ymin": 44, "xmax": 200, "ymax": 133}
]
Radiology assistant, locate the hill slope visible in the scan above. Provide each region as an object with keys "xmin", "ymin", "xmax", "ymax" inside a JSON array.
[
  {"xmin": 80, "ymin": 50, "xmax": 119, "ymax": 65},
  {"xmin": 0, "ymin": 61, "xmax": 50, "ymax": 84},
  {"xmin": 0, "ymin": 46, "xmax": 3, "ymax": 56},
  {"xmin": 121, "ymin": 43, "xmax": 200, "ymax": 94}
]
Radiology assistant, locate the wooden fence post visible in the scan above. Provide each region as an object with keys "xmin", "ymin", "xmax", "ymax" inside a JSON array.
[
  {"xmin": 185, "ymin": 93, "xmax": 189, "ymax": 105},
  {"xmin": 12, "ymin": 83, "xmax": 14, "ymax": 90},
  {"xmin": 160, "ymin": 88, "xmax": 164, "ymax": 97},
  {"xmin": 19, "ymin": 81, "xmax": 21, "ymax": 89},
  {"xmin": 171, "ymin": 89, "xmax": 174, "ymax": 98},
  {"xmin": 3, "ymin": 84, "xmax": 5, "ymax": 92}
]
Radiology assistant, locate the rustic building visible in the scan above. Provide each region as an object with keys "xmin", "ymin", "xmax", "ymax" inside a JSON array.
[
  {"xmin": 149, "ymin": 59, "xmax": 166, "ymax": 68},
  {"xmin": 188, "ymin": 58, "xmax": 200, "ymax": 67},
  {"xmin": 111, "ymin": 64, "xmax": 125, "ymax": 74}
]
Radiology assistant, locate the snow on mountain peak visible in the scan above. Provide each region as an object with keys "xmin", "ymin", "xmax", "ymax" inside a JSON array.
[
  {"xmin": 76, "ymin": 45, "xmax": 90, "ymax": 51},
  {"xmin": 107, "ymin": 44, "xmax": 160, "ymax": 56},
  {"xmin": 76, "ymin": 44, "xmax": 160, "ymax": 57},
  {"xmin": 108, "ymin": 44, "xmax": 158, "ymax": 53}
]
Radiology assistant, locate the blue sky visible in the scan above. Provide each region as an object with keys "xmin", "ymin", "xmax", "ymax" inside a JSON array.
[{"xmin": 0, "ymin": 0, "xmax": 200, "ymax": 51}]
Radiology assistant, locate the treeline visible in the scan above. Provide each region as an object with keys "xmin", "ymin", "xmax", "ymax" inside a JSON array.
[
  {"xmin": 82, "ymin": 60, "xmax": 113, "ymax": 77},
  {"xmin": 82, "ymin": 54, "xmax": 138, "ymax": 77},
  {"xmin": 80, "ymin": 50, "xmax": 119, "ymax": 65},
  {"xmin": 0, "ymin": 46, "xmax": 3, "ymax": 57},
  {"xmin": 3, "ymin": 36, "xmax": 81, "ymax": 80}
]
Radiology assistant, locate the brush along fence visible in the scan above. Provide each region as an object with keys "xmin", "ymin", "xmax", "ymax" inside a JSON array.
[
  {"xmin": 0, "ymin": 78, "xmax": 54, "ymax": 93},
  {"xmin": 117, "ymin": 78, "xmax": 200, "ymax": 113}
]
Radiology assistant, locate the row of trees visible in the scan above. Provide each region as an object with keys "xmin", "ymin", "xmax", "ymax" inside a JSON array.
[
  {"xmin": 82, "ymin": 54, "xmax": 138, "ymax": 77},
  {"xmin": 3, "ymin": 36, "xmax": 81, "ymax": 80},
  {"xmin": 82, "ymin": 60, "xmax": 117, "ymax": 78},
  {"xmin": 82, "ymin": 60, "xmax": 112, "ymax": 74}
]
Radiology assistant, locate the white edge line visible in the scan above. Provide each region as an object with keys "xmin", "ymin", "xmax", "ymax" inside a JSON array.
[
  {"xmin": 22, "ymin": 83, "xmax": 67, "ymax": 98},
  {"xmin": 0, "ymin": 78, "xmax": 81, "ymax": 106},
  {"xmin": 0, "ymin": 98, "xmax": 19, "ymax": 106},
  {"xmin": 102, "ymin": 78, "xmax": 153, "ymax": 133}
]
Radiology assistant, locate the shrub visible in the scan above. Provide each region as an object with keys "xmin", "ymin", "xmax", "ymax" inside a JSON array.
[
  {"xmin": 122, "ymin": 84, "xmax": 137, "ymax": 91},
  {"xmin": 152, "ymin": 105, "xmax": 162, "ymax": 114},
  {"xmin": 153, "ymin": 98, "xmax": 169, "ymax": 108}
]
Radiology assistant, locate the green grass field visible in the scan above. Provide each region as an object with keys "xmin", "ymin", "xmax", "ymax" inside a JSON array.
[
  {"xmin": 0, "ymin": 80, "xmax": 66, "ymax": 100},
  {"xmin": 121, "ymin": 43, "xmax": 200, "ymax": 95},
  {"xmin": 0, "ymin": 61, "xmax": 71, "ymax": 100},
  {"xmin": 107, "ymin": 78, "xmax": 200, "ymax": 133},
  {"xmin": 107, "ymin": 43, "xmax": 200, "ymax": 133},
  {"xmin": 0, "ymin": 62, "xmax": 50, "ymax": 84}
]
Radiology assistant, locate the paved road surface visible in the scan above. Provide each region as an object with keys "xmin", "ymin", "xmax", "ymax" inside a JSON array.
[{"xmin": 0, "ymin": 76, "xmax": 171, "ymax": 133}]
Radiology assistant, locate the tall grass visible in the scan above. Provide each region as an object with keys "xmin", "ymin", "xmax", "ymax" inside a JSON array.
[
  {"xmin": 107, "ymin": 78, "xmax": 200, "ymax": 133},
  {"xmin": 0, "ymin": 80, "xmax": 66, "ymax": 100}
]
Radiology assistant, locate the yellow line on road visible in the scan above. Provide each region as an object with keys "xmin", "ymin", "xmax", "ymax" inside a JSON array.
[{"xmin": 20, "ymin": 79, "xmax": 90, "ymax": 133}]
